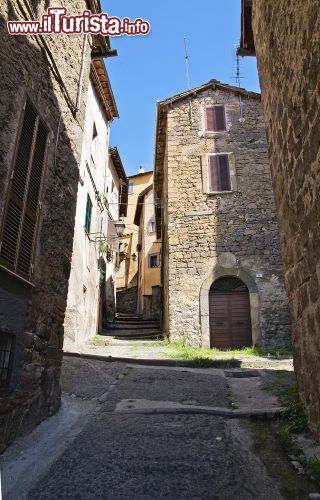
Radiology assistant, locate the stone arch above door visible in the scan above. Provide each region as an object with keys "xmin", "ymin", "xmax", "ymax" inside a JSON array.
[{"xmin": 200, "ymin": 266, "xmax": 260, "ymax": 348}]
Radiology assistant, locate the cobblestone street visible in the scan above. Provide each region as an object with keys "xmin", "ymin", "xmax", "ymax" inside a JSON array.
[{"xmin": 2, "ymin": 356, "xmax": 317, "ymax": 500}]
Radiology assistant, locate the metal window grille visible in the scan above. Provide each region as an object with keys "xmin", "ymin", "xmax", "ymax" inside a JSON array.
[{"xmin": 0, "ymin": 333, "xmax": 14, "ymax": 388}]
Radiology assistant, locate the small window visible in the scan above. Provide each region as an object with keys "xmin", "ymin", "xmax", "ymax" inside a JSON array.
[
  {"xmin": 91, "ymin": 123, "xmax": 98, "ymax": 163},
  {"xmin": 0, "ymin": 332, "xmax": 14, "ymax": 388},
  {"xmin": 148, "ymin": 221, "xmax": 156, "ymax": 233},
  {"xmin": 205, "ymin": 106, "xmax": 226, "ymax": 132},
  {"xmin": 208, "ymin": 154, "xmax": 231, "ymax": 192},
  {"xmin": 85, "ymin": 194, "xmax": 93, "ymax": 233},
  {"xmin": 148, "ymin": 253, "xmax": 160, "ymax": 268},
  {"xmin": 128, "ymin": 182, "xmax": 134, "ymax": 195}
]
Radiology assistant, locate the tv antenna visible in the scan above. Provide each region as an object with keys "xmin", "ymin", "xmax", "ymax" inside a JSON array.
[
  {"xmin": 184, "ymin": 37, "xmax": 193, "ymax": 123},
  {"xmin": 184, "ymin": 37, "xmax": 191, "ymax": 89},
  {"xmin": 233, "ymin": 47, "xmax": 245, "ymax": 123}
]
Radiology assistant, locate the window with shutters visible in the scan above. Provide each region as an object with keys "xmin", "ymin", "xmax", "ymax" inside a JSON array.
[
  {"xmin": 205, "ymin": 106, "xmax": 226, "ymax": 132},
  {"xmin": 91, "ymin": 123, "xmax": 98, "ymax": 166},
  {"xmin": 0, "ymin": 99, "xmax": 49, "ymax": 282},
  {"xmin": 208, "ymin": 154, "xmax": 232, "ymax": 192},
  {"xmin": 85, "ymin": 194, "xmax": 93, "ymax": 233}
]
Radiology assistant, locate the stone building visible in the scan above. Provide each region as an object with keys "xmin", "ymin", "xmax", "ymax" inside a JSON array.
[
  {"xmin": 134, "ymin": 185, "xmax": 162, "ymax": 320},
  {"xmin": 154, "ymin": 80, "xmax": 291, "ymax": 348},
  {"xmin": 116, "ymin": 169, "xmax": 153, "ymax": 314},
  {"xmin": 63, "ymin": 57, "xmax": 128, "ymax": 351},
  {"xmin": 238, "ymin": 0, "xmax": 320, "ymax": 436},
  {"xmin": 0, "ymin": 0, "xmax": 116, "ymax": 450}
]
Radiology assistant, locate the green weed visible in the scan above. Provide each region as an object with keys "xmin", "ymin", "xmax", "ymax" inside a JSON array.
[
  {"xmin": 89, "ymin": 335, "xmax": 110, "ymax": 347},
  {"xmin": 146, "ymin": 339, "xmax": 292, "ymax": 360}
]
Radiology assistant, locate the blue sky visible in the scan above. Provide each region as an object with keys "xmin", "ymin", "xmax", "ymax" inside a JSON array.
[{"xmin": 103, "ymin": 0, "xmax": 260, "ymax": 177}]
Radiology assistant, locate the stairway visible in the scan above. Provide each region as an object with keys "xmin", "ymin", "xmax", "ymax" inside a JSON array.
[{"xmin": 103, "ymin": 314, "xmax": 163, "ymax": 340}]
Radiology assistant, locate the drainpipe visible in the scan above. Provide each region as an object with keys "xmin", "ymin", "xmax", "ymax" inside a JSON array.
[{"xmin": 75, "ymin": 35, "xmax": 88, "ymax": 112}]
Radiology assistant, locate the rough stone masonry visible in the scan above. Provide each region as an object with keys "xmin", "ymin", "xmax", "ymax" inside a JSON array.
[
  {"xmin": 250, "ymin": 0, "xmax": 320, "ymax": 437},
  {"xmin": 0, "ymin": 0, "xmax": 104, "ymax": 451},
  {"xmin": 154, "ymin": 81, "xmax": 291, "ymax": 349}
]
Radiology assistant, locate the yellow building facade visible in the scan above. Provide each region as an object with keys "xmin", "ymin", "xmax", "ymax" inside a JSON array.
[
  {"xmin": 116, "ymin": 169, "xmax": 154, "ymax": 314},
  {"xmin": 134, "ymin": 185, "xmax": 161, "ymax": 318}
]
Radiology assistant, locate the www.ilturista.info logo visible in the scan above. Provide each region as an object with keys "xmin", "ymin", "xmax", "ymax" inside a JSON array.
[{"xmin": 7, "ymin": 8, "xmax": 151, "ymax": 36}]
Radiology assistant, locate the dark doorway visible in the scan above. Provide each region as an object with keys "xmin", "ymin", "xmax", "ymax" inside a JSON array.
[{"xmin": 209, "ymin": 277, "xmax": 252, "ymax": 349}]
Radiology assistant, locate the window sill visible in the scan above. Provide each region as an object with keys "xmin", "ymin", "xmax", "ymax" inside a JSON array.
[
  {"xmin": 0, "ymin": 264, "xmax": 34, "ymax": 288},
  {"xmin": 206, "ymin": 191, "xmax": 233, "ymax": 195},
  {"xmin": 199, "ymin": 131, "xmax": 229, "ymax": 138}
]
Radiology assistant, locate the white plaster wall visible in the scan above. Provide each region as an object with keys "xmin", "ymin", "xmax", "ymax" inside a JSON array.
[
  {"xmin": 64, "ymin": 80, "xmax": 119, "ymax": 350},
  {"xmin": 105, "ymin": 156, "xmax": 120, "ymax": 221}
]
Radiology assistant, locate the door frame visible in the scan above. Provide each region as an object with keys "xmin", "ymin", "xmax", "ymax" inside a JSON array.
[{"xmin": 200, "ymin": 267, "xmax": 260, "ymax": 348}]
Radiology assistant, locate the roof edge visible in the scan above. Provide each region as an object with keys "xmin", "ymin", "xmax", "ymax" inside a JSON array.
[
  {"xmin": 90, "ymin": 59, "xmax": 119, "ymax": 121},
  {"xmin": 133, "ymin": 184, "xmax": 153, "ymax": 226},
  {"xmin": 159, "ymin": 79, "xmax": 260, "ymax": 108}
]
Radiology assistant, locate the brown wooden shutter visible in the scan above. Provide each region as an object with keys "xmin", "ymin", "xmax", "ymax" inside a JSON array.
[
  {"xmin": 214, "ymin": 106, "xmax": 226, "ymax": 131},
  {"xmin": 217, "ymin": 155, "xmax": 231, "ymax": 191},
  {"xmin": 205, "ymin": 106, "xmax": 226, "ymax": 132},
  {"xmin": 205, "ymin": 108, "xmax": 215, "ymax": 132},
  {"xmin": 208, "ymin": 155, "xmax": 231, "ymax": 192},
  {"xmin": 208, "ymin": 156, "xmax": 219, "ymax": 191},
  {"xmin": 0, "ymin": 100, "xmax": 48, "ymax": 280}
]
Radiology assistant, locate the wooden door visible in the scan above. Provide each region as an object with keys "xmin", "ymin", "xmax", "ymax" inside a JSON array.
[{"xmin": 209, "ymin": 290, "xmax": 252, "ymax": 349}]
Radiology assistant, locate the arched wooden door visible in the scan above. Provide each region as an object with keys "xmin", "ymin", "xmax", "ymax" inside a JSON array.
[{"xmin": 209, "ymin": 277, "xmax": 252, "ymax": 349}]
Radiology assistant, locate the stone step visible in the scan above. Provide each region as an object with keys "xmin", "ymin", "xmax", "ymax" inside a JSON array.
[
  {"xmin": 103, "ymin": 329, "xmax": 162, "ymax": 339},
  {"xmin": 113, "ymin": 334, "xmax": 163, "ymax": 340},
  {"xmin": 115, "ymin": 314, "xmax": 141, "ymax": 319},
  {"xmin": 107, "ymin": 322, "xmax": 160, "ymax": 330}
]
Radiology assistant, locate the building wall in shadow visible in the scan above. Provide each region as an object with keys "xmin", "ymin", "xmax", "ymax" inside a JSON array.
[{"xmin": 0, "ymin": 0, "xmax": 93, "ymax": 451}]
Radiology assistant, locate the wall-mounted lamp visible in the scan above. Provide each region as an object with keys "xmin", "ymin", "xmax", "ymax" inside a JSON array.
[
  {"xmin": 114, "ymin": 220, "xmax": 125, "ymax": 237},
  {"xmin": 132, "ymin": 253, "xmax": 137, "ymax": 262}
]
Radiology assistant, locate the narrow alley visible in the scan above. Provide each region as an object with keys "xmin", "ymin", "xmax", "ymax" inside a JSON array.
[
  {"xmin": 1, "ymin": 0, "xmax": 320, "ymax": 499},
  {"xmin": 2, "ymin": 354, "xmax": 319, "ymax": 499}
]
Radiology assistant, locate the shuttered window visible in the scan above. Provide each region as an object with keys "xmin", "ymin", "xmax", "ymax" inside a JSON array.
[
  {"xmin": 205, "ymin": 106, "xmax": 226, "ymax": 132},
  {"xmin": 0, "ymin": 100, "xmax": 48, "ymax": 281},
  {"xmin": 85, "ymin": 194, "xmax": 93, "ymax": 233},
  {"xmin": 208, "ymin": 155, "xmax": 231, "ymax": 192}
]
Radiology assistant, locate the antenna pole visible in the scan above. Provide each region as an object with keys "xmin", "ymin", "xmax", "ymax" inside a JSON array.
[
  {"xmin": 184, "ymin": 37, "xmax": 193, "ymax": 124},
  {"xmin": 235, "ymin": 49, "xmax": 244, "ymax": 123},
  {"xmin": 184, "ymin": 37, "xmax": 191, "ymax": 90}
]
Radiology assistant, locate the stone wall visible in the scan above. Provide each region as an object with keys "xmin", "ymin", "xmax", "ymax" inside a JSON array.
[
  {"xmin": 116, "ymin": 285, "xmax": 138, "ymax": 315},
  {"xmin": 251, "ymin": 0, "xmax": 320, "ymax": 436},
  {"xmin": 0, "ymin": 0, "xmax": 92, "ymax": 451},
  {"xmin": 160, "ymin": 86, "xmax": 291, "ymax": 348}
]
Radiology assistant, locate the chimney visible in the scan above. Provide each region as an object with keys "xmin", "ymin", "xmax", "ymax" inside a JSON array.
[{"xmin": 138, "ymin": 165, "xmax": 145, "ymax": 174}]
